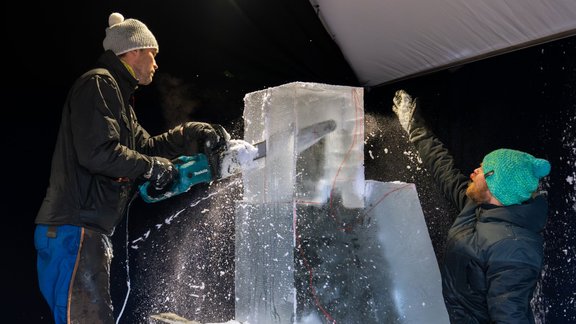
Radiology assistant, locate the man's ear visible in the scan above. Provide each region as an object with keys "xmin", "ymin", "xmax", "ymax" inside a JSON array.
[
  {"xmin": 121, "ymin": 50, "xmax": 140, "ymax": 61},
  {"xmin": 119, "ymin": 51, "xmax": 141, "ymax": 74}
]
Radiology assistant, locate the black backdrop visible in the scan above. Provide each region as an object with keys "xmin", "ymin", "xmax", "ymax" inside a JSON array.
[{"xmin": 3, "ymin": 1, "xmax": 575, "ymax": 323}]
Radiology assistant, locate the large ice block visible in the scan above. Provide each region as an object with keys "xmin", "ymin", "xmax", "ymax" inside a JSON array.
[
  {"xmin": 242, "ymin": 82, "xmax": 365, "ymax": 208},
  {"xmin": 235, "ymin": 82, "xmax": 448, "ymax": 324}
]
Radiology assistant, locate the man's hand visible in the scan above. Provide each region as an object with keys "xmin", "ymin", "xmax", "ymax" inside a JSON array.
[
  {"xmin": 392, "ymin": 89, "xmax": 417, "ymax": 135},
  {"xmin": 182, "ymin": 122, "xmax": 230, "ymax": 153},
  {"xmin": 209, "ymin": 124, "xmax": 231, "ymax": 150},
  {"xmin": 146, "ymin": 157, "xmax": 178, "ymax": 191}
]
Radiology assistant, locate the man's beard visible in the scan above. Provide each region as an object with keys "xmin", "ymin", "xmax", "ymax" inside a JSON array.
[{"xmin": 466, "ymin": 181, "xmax": 490, "ymax": 204}]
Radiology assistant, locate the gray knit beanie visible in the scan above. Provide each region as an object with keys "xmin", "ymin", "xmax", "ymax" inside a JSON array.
[{"xmin": 103, "ymin": 12, "xmax": 158, "ymax": 55}]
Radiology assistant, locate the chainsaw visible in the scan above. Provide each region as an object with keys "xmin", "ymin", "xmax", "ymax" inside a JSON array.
[{"xmin": 139, "ymin": 119, "xmax": 337, "ymax": 203}]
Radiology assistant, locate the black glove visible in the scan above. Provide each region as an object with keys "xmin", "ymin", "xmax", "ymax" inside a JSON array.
[
  {"xmin": 209, "ymin": 124, "xmax": 231, "ymax": 151},
  {"xmin": 182, "ymin": 122, "xmax": 230, "ymax": 153},
  {"xmin": 145, "ymin": 157, "xmax": 179, "ymax": 191}
]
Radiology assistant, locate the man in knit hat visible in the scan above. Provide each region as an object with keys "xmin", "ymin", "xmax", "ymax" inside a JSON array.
[
  {"xmin": 34, "ymin": 13, "xmax": 226, "ymax": 324},
  {"xmin": 392, "ymin": 89, "xmax": 551, "ymax": 323}
]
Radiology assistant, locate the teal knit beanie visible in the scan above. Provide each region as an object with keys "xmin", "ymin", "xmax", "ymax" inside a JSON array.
[{"xmin": 482, "ymin": 149, "xmax": 551, "ymax": 206}]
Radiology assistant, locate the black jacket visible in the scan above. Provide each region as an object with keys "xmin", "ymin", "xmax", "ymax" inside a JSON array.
[
  {"xmin": 36, "ymin": 51, "xmax": 194, "ymax": 235},
  {"xmin": 408, "ymin": 112, "xmax": 547, "ymax": 323}
]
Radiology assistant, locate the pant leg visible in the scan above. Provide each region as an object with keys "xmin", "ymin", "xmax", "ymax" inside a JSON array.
[
  {"xmin": 69, "ymin": 228, "xmax": 115, "ymax": 324},
  {"xmin": 35, "ymin": 224, "xmax": 82, "ymax": 324}
]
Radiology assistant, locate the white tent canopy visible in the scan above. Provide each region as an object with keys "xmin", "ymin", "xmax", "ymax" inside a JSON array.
[{"xmin": 310, "ymin": 0, "xmax": 576, "ymax": 86}]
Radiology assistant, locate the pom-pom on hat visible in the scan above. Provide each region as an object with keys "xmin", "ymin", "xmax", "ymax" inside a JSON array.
[
  {"xmin": 482, "ymin": 148, "xmax": 551, "ymax": 206},
  {"xmin": 103, "ymin": 12, "xmax": 158, "ymax": 55}
]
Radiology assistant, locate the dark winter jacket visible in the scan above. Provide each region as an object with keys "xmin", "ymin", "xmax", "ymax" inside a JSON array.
[
  {"xmin": 408, "ymin": 113, "xmax": 548, "ymax": 323},
  {"xmin": 36, "ymin": 50, "xmax": 194, "ymax": 235}
]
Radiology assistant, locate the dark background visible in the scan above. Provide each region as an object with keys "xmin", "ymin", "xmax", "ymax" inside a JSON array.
[{"xmin": 3, "ymin": 1, "xmax": 574, "ymax": 323}]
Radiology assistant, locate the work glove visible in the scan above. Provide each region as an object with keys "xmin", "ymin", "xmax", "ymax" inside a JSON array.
[
  {"xmin": 210, "ymin": 124, "xmax": 231, "ymax": 150},
  {"xmin": 145, "ymin": 157, "xmax": 179, "ymax": 191},
  {"xmin": 392, "ymin": 89, "xmax": 418, "ymax": 135},
  {"xmin": 182, "ymin": 122, "xmax": 230, "ymax": 154},
  {"xmin": 203, "ymin": 124, "xmax": 232, "ymax": 178}
]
